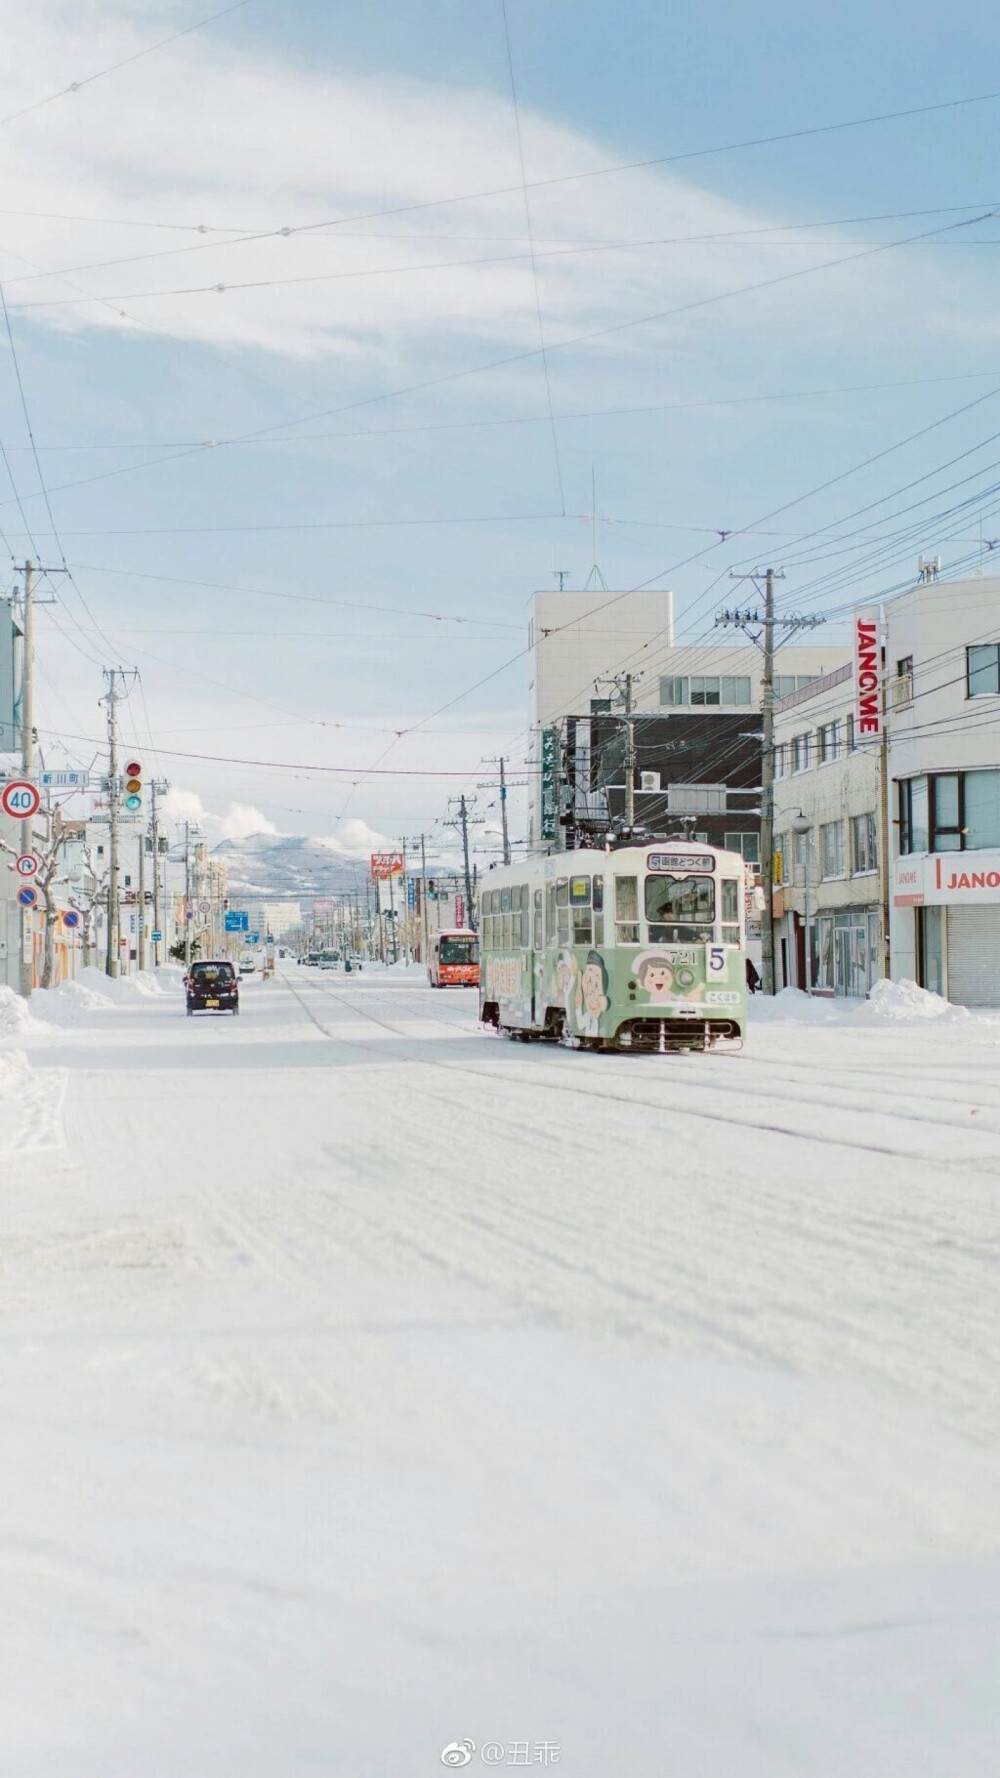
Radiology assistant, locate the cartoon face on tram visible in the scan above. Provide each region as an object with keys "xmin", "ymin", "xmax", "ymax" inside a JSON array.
[{"xmin": 478, "ymin": 844, "xmax": 748, "ymax": 1051}]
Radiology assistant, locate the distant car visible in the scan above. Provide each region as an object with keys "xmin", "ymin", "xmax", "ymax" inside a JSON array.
[
  {"xmin": 186, "ymin": 959, "xmax": 239, "ymax": 1016},
  {"xmin": 301, "ymin": 952, "xmax": 321, "ymax": 967},
  {"xmin": 318, "ymin": 950, "xmax": 340, "ymax": 969},
  {"xmin": 238, "ymin": 960, "xmax": 256, "ymax": 977}
]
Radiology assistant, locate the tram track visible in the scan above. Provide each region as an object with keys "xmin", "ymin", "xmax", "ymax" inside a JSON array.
[{"xmin": 282, "ymin": 971, "xmax": 1000, "ymax": 1175}]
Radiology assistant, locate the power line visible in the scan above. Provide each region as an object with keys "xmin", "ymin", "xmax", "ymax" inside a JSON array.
[{"xmin": 0, "ymin": 0, "xmax": 255, "ymax": 129}]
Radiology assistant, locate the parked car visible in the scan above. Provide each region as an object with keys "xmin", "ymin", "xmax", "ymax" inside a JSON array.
[{"xmin": 186, "ymin": 959, "xmax": 239, "ymax": 1016}]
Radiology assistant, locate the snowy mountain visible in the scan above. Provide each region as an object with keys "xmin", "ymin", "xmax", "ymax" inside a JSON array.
[{"xmin": 213, "ymin": 832, "xmax": 373, "ymax": 902}]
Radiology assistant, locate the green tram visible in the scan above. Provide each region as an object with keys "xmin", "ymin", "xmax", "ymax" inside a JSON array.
[{"xmin": 478, "ymin": 842, "xmax": 748, "ymax": 1052}]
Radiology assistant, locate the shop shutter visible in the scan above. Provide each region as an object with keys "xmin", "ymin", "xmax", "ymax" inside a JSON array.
[{"xmin": 946, "ymin": 907, "xmax": 1000, "ymax": 1006}]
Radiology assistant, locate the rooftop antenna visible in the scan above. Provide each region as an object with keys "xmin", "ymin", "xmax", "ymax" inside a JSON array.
[
  {"xmin": 583, "ymin": 464, "xmax": 608, "ymax": 592},
  {"xmin": 553, "ymin": 569, "xmax": 569, "ymax": 590}
]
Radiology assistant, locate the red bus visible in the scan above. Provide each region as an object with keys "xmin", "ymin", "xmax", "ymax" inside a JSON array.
[{"xmin": 427, "ymin": 928, "xmax": 480, "ymax": 988}]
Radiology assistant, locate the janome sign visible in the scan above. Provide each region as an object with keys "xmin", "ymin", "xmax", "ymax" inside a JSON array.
[
  {"xmin": 893, "ymin": 851, "xmax": 1000, "ymax": 906},
  {"xmin": 852, "ymin": 610, "xmax": 882, "ymax": 738}
]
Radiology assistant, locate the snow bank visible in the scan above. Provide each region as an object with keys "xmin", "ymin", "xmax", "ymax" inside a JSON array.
[
  {"xmin": 0, "ymin": 1046, "xmax": 31, "ymax": 1092},
  {"xmin": 862, "ymin": 977, "xmax": 969, "ymax": 1022},
  {"xmin": 75, "ymin": 966, "xmax": 175, "ymax": 1003},
  {"xmin": 31, "ymin": 978, "xmax": 113, "ymax": 1024},
  {"xmin": 0, "ymin": 986, "xmax": 46, "ymax": 1036}
]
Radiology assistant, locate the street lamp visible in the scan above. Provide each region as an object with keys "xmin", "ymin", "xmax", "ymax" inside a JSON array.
[{"xmin": 790, "ymin": 811, "xmax": 812, "ymax": 991}]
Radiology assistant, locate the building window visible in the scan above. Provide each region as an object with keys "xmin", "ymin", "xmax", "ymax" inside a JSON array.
[
  {"xmin": 851, "ymin": 812, "xmax": 878, "ymax": 874},
  {"xmin": 774, "ymin": 675, "xmax": 796, "ymax": 700},
  {"xmin": 791, "ymin": 732, "xmax": 811, "ymax": 773},
  {"xmin": 721, "ymin": 675, "xmax": 752, "ymax": 705},
  {"xmin": 898, "ymin": 776, "xmax": 929, "ymax": 854},
  {"xmin": 667, "ymin": 782, "xmax": 727, "ymax": 814},
  {"xmin": 724, "ymin": 831, "xmax": 760, "ymax": 863},
  {"xmin": 892, "ymin": 655, "xmax": 914, "ymax": 707},
  {"xmin": 965, "ymin": 770, "xmax": 1000, "ymax": 849},
  {"xmin": 793, "ymin": 826, "xmax": 811, "ymax": 878},
  {"xmin": 930, "ymin": 774, "xmax": 961, "ymax": 852},
  {"xmin": 774, "ymin": 742, "xmax": 786, "ymax": 778},
  {"xmin": 967, "ymin": 644, "xmax": 1000, "ymax": 697},
  {"xmin": 817, "ymin": 720, "xmax": 843, "ymax": 764},
  {"xmin": 900, "ymin": 769, "xmax": 1000, "ymax": 853},
  {"xmin": 690, "ymin": 676, "xmax": 721, "ymax": 705},
  {"xmin": 820, "ymin": 820, "xmax": 846, "ymax": 879},
  {"xmin": 659, "ymin": 676, "xmax": 688, "ymax": 706}
]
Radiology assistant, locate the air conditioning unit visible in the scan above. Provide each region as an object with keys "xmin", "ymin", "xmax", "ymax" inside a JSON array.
[{"xmin": 639, "ymin": 771, "xmax": 661, "ymax": 793}]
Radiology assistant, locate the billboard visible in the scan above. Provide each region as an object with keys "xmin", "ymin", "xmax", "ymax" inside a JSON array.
[
  {"xmin": 852, "ymin": 610, "xmax": 882, "ymax": 739},
  {"xmin": 0, "ymin": 599, "xmax": 21, "ymax": 754},
  {"xmin": 540, "ymin": 727, "xmax": 559, "ymax": 841},
  {"xmin": 370, "ymin": 851, "xmax": 403, "ymax": 880}
]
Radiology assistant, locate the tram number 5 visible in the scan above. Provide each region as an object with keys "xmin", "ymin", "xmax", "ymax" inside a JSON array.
[{"xmin": 708, "ymin": 945, "xmax": 726, "ymax": 974}]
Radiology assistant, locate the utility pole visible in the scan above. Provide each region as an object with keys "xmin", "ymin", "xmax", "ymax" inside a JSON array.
[
  {"xmin": 420, "ymin": 834, "xmax": 428, "ymax": 963},
  {"xmin": 497, "ymin": 756, "xmax": 511, "ymax": 865},
  {"xmin": 184, "ymin": 820, "xmax": 192, "ymax": 970},
  {"xmin": 137, "ymin": 827, "xmax": 145, "ymax": 974},
  {"xmin": 18, "ymin": 562, "xmax": 35, "ymax": 997},
  {"xmin": 150, "ymin": 780, "xmax": 165, "ymax": 967},
  {"xmin": 103, "ymin": 667, "xmax": 122, "ymax": 978},
  {"xmin": 458, "ymin": 796, "xmax": 474, "ymax": 927},
  {"xmin": 716, "ymin": 570, "xmax": 823, "ymax": 997}
]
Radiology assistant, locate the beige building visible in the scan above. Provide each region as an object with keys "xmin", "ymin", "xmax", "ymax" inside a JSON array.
[{"xmin": 772, "ymin": 665, "xmax": 883, "ymax": 996}]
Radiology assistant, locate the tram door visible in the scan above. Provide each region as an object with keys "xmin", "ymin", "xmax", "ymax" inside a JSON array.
[{"xmin": 531, "ymin": 886, "xmax": 543, "ymax": 1024}]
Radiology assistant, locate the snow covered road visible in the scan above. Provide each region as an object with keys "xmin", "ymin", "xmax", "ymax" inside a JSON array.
[{"xmin": 2, "ymin": 967, "xmax": 999, "ymax": 1774}]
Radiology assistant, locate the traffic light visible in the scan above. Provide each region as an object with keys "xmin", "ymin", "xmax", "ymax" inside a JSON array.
[
  {"xmin": 124, "ymin": 759, "xmax": 142, "ymax": 811},
  {"xmin": 427, "ymin": 878, "xmax": 436, "ymax": 899}
]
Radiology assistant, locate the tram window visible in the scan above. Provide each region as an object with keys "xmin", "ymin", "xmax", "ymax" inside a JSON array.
[
  {"xmin": 593, "ymin": 877, "xmax": 604, "ymax": 911},
  {"xmin": 573, "ymin": 905, "xmax": 592, "ymax": 945},
  {"xmin": 615, "ymin": 875, "xmax": 640, "ymax": 945},
  {"xmin": 645, "ymin": 873, "xmax": 715, "ymax": 943},
  {"xmin": 545, "ymin": 882, "xmax": 556, "ymax": 947},
  {"xmin": 521, "ymin": 907, "xmax": 530, "ymax": 947},
  {"xmin": 722, "ymin": 878, "xmax": 741, "ymax": 946},
  {"xmin": 569, "ymin": 876, "xmax": 590, "ymax": 905},
  {"xmin": 555, "ymin": 877, "xmax": 569, "ymax": 905},
  {"xmin": 533, "ymin": 890, "xmax": 543, "ymax": 951},
  {"xmin": 500, "ymin": 887, "xmax": 511, "ymax": 913}
]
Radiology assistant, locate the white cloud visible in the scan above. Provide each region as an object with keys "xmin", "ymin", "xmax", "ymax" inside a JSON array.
[
  {"xmin": 317, "ymin": 817, "xmax": 391, "ymax": 859},
  {"xmin": 160, "ymin": 786, "xmax": 279, "ymax": 843},
  {"xmin": 218, "ymin": 801, "xmax": 278, "ymax": 841},
  {"xmin": 0, "ymin": 0, "xmax": 976, "ymax": 375}
]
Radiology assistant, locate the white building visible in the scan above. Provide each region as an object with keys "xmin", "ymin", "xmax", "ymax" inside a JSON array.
[
  {"xmin": 772, "ymin": 665, "xmax": 884, "ymax": 997},
  {"xmin": 886, "ymin": 574, "xmax": 1000, "ymax": 1005},
  {"xmin": 528, "ymin": 586, "xmax": 849, "ymax": 842}
]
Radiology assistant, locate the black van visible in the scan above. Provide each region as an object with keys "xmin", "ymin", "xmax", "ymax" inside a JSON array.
[{"xmin": 186, "ymin": 959, "xmax": 240, "ymax": 1015}]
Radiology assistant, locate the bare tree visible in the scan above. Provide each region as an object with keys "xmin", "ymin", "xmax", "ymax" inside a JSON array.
[
  {"xmin": 70, "ymin": 842, "xmax": 109, "ymax": 971},
  {"xmin": 0, "ymin": 806, "xmax": 72, "ymax": 990}
]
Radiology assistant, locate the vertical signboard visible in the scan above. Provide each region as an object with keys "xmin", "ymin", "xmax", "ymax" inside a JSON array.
[
  {"xmin": 540, "ymin": 726, "xmax": 559, "ymax": 841},
  {"xmin": 0, "ymin": 598, "xmax": 21, "ymax": 754},
  {"xmin": 852, "ymin": 610, "xmax": 882, "ymax": 738}
]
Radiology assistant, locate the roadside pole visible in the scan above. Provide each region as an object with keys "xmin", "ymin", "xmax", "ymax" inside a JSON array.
[
  {"xmin": 717, "ymin": 571, "xmax": 823, "ymax": 996},
  {"xmin": 421, "ymin": 834, "xmax": 428, "ymax": 964},
  {"xmin": 184, "ymin": 821, "xmax": 192, "ymax": 970},
  {"xmin": 18, "ymin": 561, "xmax": 34, "ymax": 997},
  {"xmin": 104, "ymin": 668, "xmax": 121, "ymax": 978},
  {"xmin": 150, "ymin": 781, "xmax": 162, "ymax": 967},
  {"xmin": 137, "ymin": 827, "xmax": 146, "ymax": 973},
  {"xmin": 878, "ymin": 614, "xmax": 891, "ymax": 983}
]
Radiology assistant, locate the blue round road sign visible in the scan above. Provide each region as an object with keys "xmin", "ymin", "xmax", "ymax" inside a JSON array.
[
  {"xmin": 62, "ymin": 909, "xmax": 81, "ymax": 930},
  {"xmin": 17, "ymin": 884, "xmax": 39, "ymax": 908}
]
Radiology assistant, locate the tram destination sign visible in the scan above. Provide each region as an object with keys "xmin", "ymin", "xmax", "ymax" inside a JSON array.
[{"xmin": 646, "ymin": 851, "xmax": 715, "ymax": 873}]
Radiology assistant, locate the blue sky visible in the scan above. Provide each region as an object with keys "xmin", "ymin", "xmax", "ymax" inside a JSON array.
[{"xmin": 1, "ymin": 0, "xmax": 999, "ymax": 854}]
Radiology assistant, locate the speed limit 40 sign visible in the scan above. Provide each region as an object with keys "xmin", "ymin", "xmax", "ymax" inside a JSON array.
[{"xmin": 1, "ymin": 780, "xmax": 41, "ymax": 820}]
